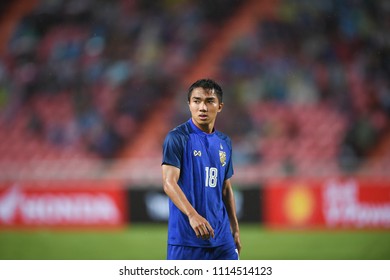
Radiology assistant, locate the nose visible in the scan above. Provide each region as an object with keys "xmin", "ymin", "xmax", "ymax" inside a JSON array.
[{"xmin": 199, "ymin": 101, "xmax": 207, "ymax": 111}]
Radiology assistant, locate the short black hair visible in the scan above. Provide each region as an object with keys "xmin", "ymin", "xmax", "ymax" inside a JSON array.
[{"xmin": 187, "ymin": 79, "xmax": 223, "ymax": 103}]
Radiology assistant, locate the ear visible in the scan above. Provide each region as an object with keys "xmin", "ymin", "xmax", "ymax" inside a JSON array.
[{"xmin": 218, "ymin": 102, "xmax": 224, "ymax": 113}]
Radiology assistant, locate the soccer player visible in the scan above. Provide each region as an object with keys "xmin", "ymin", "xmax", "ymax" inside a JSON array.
[{"xmin": 161, "ymin": 78, "xmax": 241, "ymax": 260}]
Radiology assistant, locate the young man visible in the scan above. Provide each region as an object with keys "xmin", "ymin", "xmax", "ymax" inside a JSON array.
[{"xmin": 161, "ymin": 79, "xmax": 241, "ymax": 260}]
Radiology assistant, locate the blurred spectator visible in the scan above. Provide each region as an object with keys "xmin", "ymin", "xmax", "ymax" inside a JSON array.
[
  {"xmin": 26, "ymin": 109, "xmax": 44, "ymax": 138},
  {"xmin": 339, "ymin": 113, "xmax": 378, "ymax": 170}
]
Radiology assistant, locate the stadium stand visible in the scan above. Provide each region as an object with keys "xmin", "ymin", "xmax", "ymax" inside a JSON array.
[
  {"xmin": 0, "ymin": 0, "xmax": 244, "ymax": 181},
  {"xmin": 0, "ymin": 0, "xmax": 389, "ymax": 183}
]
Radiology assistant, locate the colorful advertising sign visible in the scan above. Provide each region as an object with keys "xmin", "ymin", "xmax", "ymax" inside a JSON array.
[
  {"xmin": 0, "ymin": 181, "xmax": 127, "ymax": 228},
  {"xmin": 264, "ymin": 178, "xmax": 390, "ymax": 229}
]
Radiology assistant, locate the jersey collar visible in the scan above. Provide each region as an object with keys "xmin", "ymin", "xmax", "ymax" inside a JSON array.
[{"xmin": 188, "ymin": 118, "xmax": 215, "ymax": 136}]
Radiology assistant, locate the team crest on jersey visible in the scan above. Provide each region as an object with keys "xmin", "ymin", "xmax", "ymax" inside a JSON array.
[{"xmin": 219, "ymin": 150, "xmax": 226, "ymax": 166}]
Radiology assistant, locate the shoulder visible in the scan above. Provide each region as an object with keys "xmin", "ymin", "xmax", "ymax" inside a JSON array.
[
  {"xmin": 215, "ymin": 130, "xmax": 233, "ymax": 147},
  {"xmin": 164, "ymin": 122, "xmax": 191, "ymax": 145},
  {"xmin": 168, "ymin": 122, "xmax": 191, "ymax": 138},
  {"xmin": 172, "ymin": 121, "xmax": 192, "ymax": 136}
]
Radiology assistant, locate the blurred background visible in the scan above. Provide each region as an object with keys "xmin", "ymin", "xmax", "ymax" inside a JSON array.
[{"xmin": 0, "ymin": 0, "xmax": 390, "ymax": 260}]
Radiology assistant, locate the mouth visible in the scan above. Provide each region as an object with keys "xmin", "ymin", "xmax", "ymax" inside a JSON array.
[{"xmin": 199, "ymin": 114, "xmax": 208, "ymax": 120}]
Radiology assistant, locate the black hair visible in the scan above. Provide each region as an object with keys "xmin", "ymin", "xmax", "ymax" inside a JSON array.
[{"xmin": 187, "ymin": 79, "xmax": 223, "ymax": 103}]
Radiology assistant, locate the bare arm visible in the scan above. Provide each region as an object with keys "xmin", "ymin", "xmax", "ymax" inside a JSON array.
[
  {"xmin": 162, "ymin": 164, "xmax": 214, "ymax": 239},
  {"xmin": 222, "ymin": 178, "xmax": 242, "ymax": 254}
]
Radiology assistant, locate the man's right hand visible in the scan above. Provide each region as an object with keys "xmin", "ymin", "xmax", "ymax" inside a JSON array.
[{"xmin": 188, "ymin": 212, "xmax": 215, "ymax": 240}]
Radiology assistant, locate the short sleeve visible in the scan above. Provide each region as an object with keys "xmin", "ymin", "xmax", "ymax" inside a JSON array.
[
  {"xmin": 225, "ymin": 141, "xmax": 234, "ymax": 179},
  {"xmin": 162, "ymin": 131, "xmax": 183, "ymax": 169}
]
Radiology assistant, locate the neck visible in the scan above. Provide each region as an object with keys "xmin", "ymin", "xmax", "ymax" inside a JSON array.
[{"xmin": 192, "ymin": 118, "xmax": 214, "ymax": 134}]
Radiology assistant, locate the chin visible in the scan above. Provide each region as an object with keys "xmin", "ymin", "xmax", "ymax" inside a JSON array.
[{"xmin": 198, "ymin": 119, "xmax": 209, "ymax": 124}]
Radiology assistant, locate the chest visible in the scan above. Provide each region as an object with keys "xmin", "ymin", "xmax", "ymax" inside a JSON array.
[{"xmin": 187, "ymin": 134, "xmax": 229, "ymax": 168}]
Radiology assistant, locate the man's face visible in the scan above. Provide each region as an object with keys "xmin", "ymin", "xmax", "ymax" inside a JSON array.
[{"xmin": 188, "ymin": 87, "xmax": 223, "ymax": 131}]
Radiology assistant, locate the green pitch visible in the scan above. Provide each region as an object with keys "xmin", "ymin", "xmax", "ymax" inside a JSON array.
[{"xmin": 0, "ymin": 224, "xmax": 389, "ymax": 260}]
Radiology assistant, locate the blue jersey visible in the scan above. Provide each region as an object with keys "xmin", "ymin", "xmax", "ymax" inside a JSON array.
[{"xmin": 162, "ymin": 118, "xmax": 235, "ymax": 247}]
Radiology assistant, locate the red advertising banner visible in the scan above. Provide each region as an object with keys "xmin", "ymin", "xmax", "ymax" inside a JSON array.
[
  {"xmin": 0, "ymin": 181, "xmax": 127, "ymax": 228},
  {"xmin": 264, "ymin": 178, "xmax": 390, "ymax": 229}
]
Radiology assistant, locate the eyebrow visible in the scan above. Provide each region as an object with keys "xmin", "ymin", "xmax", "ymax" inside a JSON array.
[{"xmin": 191, "ymin": 96, "xmax": 216, "ymax": 101}]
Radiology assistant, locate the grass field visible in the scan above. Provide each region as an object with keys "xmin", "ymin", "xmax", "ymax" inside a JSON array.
[{"xmin": 0, "ymin": 223, "xmax": 389, "ymax": 260}]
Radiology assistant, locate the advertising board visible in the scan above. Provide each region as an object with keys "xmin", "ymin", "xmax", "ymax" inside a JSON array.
[
  {"xmin": 0, "ymin": 181, "xmax": 127, "ymax": 228},
  {"xmin": 264, "ymin": 178, "xmax": 390, "ymax": 229}
]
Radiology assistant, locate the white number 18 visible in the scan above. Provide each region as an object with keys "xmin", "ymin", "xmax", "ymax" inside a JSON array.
[{"xmin": 205, "ymin": 167, "xmax": 218, "ymax": 187}]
